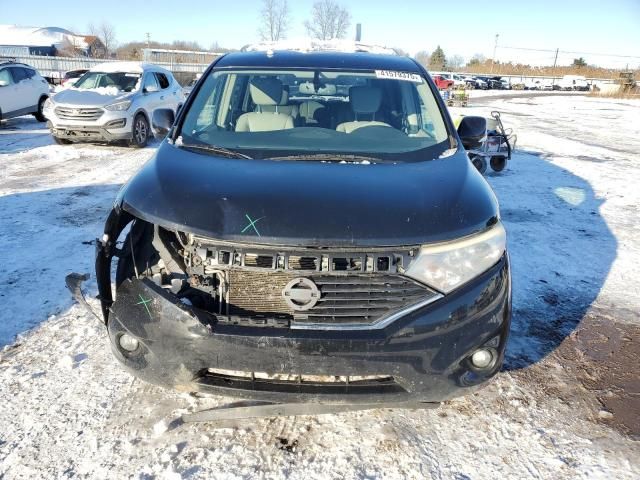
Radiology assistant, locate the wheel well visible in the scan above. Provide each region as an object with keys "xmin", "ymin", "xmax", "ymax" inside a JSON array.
[{"xmin": 133, "ymin": 109, "xmax": 150, "ymax": 126}]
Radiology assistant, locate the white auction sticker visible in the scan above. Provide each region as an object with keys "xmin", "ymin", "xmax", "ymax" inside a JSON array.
[{"xmin": 374, "ymin": 70, "xmax": 423, "ymax": 83}]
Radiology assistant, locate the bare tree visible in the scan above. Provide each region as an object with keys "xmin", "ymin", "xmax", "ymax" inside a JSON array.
[
  {"xmin": 448, "ymin": 55, "xmax": 465, "ymax": 70},
  {"xmin": 304, "ymin": 0, "xmax": 351, "ymax": 40},
  {"xmin": 259, "ymin": 0, "xmax": 290, "ymax": 41},
  {"xmin": 88, "ymin": 21, "xmax": 116, "ymax": 58},
  {"xmin": 414, "ymin": 50, "xmax": 430, "ymax": 68}
]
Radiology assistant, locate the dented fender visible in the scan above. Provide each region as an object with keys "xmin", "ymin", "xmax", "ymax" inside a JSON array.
[{"xmin": 95, "ymin": 205, "xmax": 134, "ymax": 323}]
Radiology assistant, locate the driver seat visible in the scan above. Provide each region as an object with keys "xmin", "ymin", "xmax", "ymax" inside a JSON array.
[
  {"xmin": 336, "ymin": 86, "xmax": 392, "ymax": 133},
  {"xmin": 236, "ymin": 78, "xmax": 295, "ymax": 132}
]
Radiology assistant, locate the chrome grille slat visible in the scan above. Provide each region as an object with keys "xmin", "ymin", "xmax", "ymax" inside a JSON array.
[
  {"xmin": 223, "ymin": 270, "xmax": 437, "ymax": 327},
  {"xmin": 55, "ymin": 106, "xmax": 104, "ymax": 121},
  {"xmin": 191, "ymin": 241, "xmax": 440, "ymax": 328}
]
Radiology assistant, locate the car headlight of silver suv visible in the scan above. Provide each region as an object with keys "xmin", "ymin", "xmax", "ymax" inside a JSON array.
[
  {"xmin": 43, "ymin": 98, "xmax": 54, "ymax": 114},
  {"xmin": 104, "ymin": 100, "xmax": 132, "ymax": 111},
  {"xmin": 404, "ymin": 222, "xmax": 506, "ymax": 294}
]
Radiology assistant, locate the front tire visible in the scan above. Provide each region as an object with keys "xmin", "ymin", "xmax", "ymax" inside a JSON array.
[
  {"xmin": 34, "ymin": 97, "xmax": 47, "ymax": 122},
  {"xmin": 130, "ymin": 113, "xmax": 149, "ymax": 148}
]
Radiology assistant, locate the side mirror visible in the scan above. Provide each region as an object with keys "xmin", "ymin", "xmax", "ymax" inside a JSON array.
[
  {"xmin": 457, "ymin": 116, "xmax": 487, "ymax": 149},
  {"xmin": 0, "ymin": 80, "xmax": 8, "ymax": 87},
  {"xmin": 144, "ymin": 84, "xmax": 159, "ymax": 94},
  {"xmin": 152, "ymin": 108, "xmax": 175, "ymax": 138}
]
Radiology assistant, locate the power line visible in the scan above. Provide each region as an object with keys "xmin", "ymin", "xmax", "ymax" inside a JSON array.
[{"xmin": 498, "ymin": 45, "xmax": 640, "ymax": 59}]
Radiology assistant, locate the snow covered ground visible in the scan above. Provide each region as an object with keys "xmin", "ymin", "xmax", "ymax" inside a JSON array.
[{"xmin": 0, "ymin": 94, "xmax": 638, "ymax": 479}]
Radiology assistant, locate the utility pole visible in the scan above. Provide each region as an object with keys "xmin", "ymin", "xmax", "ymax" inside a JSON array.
[
  {"xmin": 145, "ymin": 32, "xmax": 151, "ymax": 49},
  {"xmin": 551, "ymin": 47, "xmax": 559, "ymax": 87},
  {"xmin": 490, "ymin": 34, "xmax": 499, "ymax": 73}
]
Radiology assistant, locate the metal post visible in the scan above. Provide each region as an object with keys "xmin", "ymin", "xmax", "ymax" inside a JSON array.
[
  {"xmin": 490, "ymin": 34, "xmax": 499, "ymax": 74},
  {"xmin": 551, "ymin": 48, "xmax": 559, "ymax": 87}
]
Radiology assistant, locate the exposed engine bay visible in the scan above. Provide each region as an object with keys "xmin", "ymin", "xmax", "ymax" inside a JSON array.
[{"xmin": 116, "ymin": 220, "xmax": 440, "ymax": 329}]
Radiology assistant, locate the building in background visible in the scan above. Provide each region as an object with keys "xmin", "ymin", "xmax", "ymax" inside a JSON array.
[{"xmin": 0, "ymin": 25, "xmax": 104, "ymax": 58}]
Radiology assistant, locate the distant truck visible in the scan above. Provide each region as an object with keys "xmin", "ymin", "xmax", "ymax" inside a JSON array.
[
  {"xmin": 558, "ymin": 75, "xmax": 590, "ymax": 91},
  {"xmin": 432, "ymin": 74, "xmax": 454, "ymax": 90}
]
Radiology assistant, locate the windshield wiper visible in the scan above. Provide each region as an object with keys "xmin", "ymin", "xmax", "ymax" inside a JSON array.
[
  {"xmin": 269, "ymin": 153, "xmax": 383, "ymax": 163},
  {"xmin": 178, "ymin": 143, "xmax": 252, "ymax": 159}
]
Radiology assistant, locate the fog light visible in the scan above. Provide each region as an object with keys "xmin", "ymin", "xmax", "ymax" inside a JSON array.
[
  {"xmin": 118, "ymin": 333, "xmax": 139, "ymax": 352},
  {"xmin": 106, "ymin": 118, "xmax": 127, "ymax": 129},
  {"xmin": 470, "ymin": 348, "xmax": 495, "ymax": 369}
]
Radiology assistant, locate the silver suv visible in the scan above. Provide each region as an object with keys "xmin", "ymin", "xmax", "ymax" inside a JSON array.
[
  {"xmin": 44, "ymin": 62, "xmax": 182, "ymax": 147},
  {"xmin": 0, "ymin": 61, "xmax": 50, "ymax": 123}
]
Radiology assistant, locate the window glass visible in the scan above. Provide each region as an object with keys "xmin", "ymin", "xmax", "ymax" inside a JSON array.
[
  {"xmin": 74, "ymin": 72, "xmax": 141, "ymax": 92},
  {"xmin": 10, "ymin": 67, "xmax": 28, "ymax": 83},
  {"xmin": 179, "ymin": 68, "xmax": 451, "ymax": 162},
  {"xmin": 143, "ymin": 73, "xmax": 159, "ymax": 91},
  {"xmin": 0, "ymin": 68, "xmax": 13, "ymax": 85},
  {"xmin": 155, "ymin": 72, "xmax": 170, "ymax": 89}
]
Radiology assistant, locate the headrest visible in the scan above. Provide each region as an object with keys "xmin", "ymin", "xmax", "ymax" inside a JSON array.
[
  {"xmin": 279, "ymin": 89, "xmax": 289, "ymax": 105},
  {"xmin": 349, "ymin": 86, "xmax": 382, "ymax": 114},
  {"xmin": 250, "ymin": 77, "xmax": 284, "ymax": 106}
]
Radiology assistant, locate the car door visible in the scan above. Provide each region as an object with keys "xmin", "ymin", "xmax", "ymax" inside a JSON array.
[
  {"xmin": 141, "ymin": 72, "xmax": 162, "ymax": 114},
  {"xmin": 0, "ymin": 67, "xmax": 20, "ymax": 115},
  {"xmin": 9, "ymin": 67, "xmax": 36, "ymax": 112},
  {"xmin": 154, "ymin": 72, "xmax": 180, "ymax": 112}
]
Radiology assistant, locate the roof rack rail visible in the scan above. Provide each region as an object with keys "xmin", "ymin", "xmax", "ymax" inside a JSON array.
[{"xmin": 241, "ymin": 39, "xmax": 398, "ymax": 56}]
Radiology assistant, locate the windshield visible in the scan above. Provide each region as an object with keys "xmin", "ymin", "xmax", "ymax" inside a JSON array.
[
  {"xmin": 74, "ymin": 72, "xmax": 141, "ymax": 92},
  {"xmin": 179, "ymin": 68, "xmax": 450, "ymax": 162}
]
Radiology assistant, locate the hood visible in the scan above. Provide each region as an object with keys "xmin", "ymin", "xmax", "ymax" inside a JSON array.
[
  {"xmin": 52, "ymin": 88, "xmax": 132, "ymax": 107},
  {"xmin": 116, "ymin": 144, "xmax": 499, "ymax": 247}
]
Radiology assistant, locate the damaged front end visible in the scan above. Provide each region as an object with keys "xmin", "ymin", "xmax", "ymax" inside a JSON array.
[{"xmin": 72, "ymin": 204, "xmax": 510, "ymax": 404}]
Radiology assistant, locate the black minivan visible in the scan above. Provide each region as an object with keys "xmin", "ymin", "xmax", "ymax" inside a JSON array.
[{"xmin": 89, "ymin": 47, "xmax": 511, "ymax": 406}]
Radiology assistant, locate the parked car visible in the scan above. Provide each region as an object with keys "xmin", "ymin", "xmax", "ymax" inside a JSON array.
[
  {"xmin": 0, "ymin": 60, "xmax": 49, "ymax": 122},
  {"xmin": 463, "ymin": 76, "xmax": 487, "ymax": 90},
  {"xmin": 182, "ymin": 73, "xmax": 202, "ymax": 97},
  {"xmin": 74, "ymin": 46, "xmax": 511, "ymax": 408},
  {"xmin": 558, "ymin": 75, "xmax": 589, "ymax": 91},
  {"xmin": 432, "ymin": 74, "xmax": 454, "ymax": 89},
  {"xmin": 43, "ymin": 62, "xmax": 182, "ymax": 147},
  {"xmin": 61, "ymin": 69, "xmax": 89, "ymax": 88},
  {"xmin": 435, "ymin": 72, "xmax": 467, "ymax": 89}
]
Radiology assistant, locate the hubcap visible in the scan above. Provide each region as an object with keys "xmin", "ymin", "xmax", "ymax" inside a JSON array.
[{"xmin": 135, "ymin": 118, "xmax": 147, "ymax": 144}]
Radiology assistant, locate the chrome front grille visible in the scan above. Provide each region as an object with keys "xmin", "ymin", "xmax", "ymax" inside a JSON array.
[
  {"xmin": 55, "ymin": 106, "xmax": 104, "ymax": 121},
  {"xmin": 188, "ymin": 239, "xmax": 442, "ymax": 329}
]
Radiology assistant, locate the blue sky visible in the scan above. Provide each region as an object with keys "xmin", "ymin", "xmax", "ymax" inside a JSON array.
[{"xmin": 2, "ymin": 0, "xmax": 639, "ymax": 67}]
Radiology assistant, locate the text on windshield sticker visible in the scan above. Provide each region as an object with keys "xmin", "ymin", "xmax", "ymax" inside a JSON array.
[{"xmin": 375, "ymin": 70, "xmax": 423, "ymax": 83}]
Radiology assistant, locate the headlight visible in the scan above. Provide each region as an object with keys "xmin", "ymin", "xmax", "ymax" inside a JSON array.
[
  {"xmin": 104, "ymin": 100, "xmax": 132, "ymax": 111},
  {"xmin": 404, "ymin": 222, "xmax": 506, "ymax": 293}
]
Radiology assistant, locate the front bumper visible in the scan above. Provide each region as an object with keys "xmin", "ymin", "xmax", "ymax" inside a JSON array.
[
  {"xmin": 46, "ymin": 116, "xmax": 131, "ymax": 143},
  {"xmin": 106, "ymin": 255, "xmax": 511, "ymax": 404}
]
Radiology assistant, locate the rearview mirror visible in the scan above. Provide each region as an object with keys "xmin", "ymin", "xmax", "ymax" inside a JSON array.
[
  {"xmin": 152, "ymin": 109, "xmax": 175, "ymax": 139},
  {"xmin": 456, "ymin": 116, "xmax": 487, "ymax": 149}
]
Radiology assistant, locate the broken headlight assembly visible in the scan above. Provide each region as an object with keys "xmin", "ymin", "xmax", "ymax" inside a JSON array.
[{"xmin": 404, "ymin": 222, "xmax": 506, "ymax": 294}]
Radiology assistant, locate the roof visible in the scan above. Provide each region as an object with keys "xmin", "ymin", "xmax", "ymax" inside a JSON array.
[
  {"xmin": 215, "ymin": 50, "xmax": 421, "ymax": 73},
  {"xmin": 0, "ymin": 25, "xmax": 87, "ymax": 49},
  {"xmin": 88, "ymin": 61, "xmax": 171, "ymax": 75}
]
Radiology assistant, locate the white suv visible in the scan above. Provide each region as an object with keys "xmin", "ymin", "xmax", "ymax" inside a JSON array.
[
  {"xmin": 0, "ymin": 61, "xmax": 50, "ymax": 123},
  {"xmin": 44, "ymin": 62, "xmax": 182, "ymax": 147}
]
